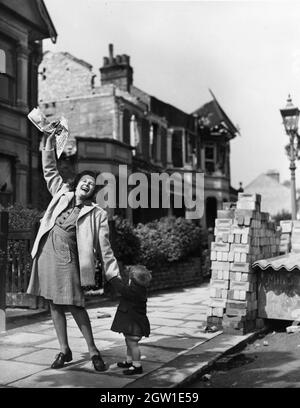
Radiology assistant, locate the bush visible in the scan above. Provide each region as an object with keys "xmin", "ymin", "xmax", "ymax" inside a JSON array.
[
  {"xmin": 112, "ymin": 216, "xmax": 140, "ymax": 265},
  {"xmin": 109, "ymin": 216, "xmax": 202, "ymax": 271},
  {"xmin": 133, "ymin": 216, "xmax": 202, "ymax": 269},
  {"xmin": 134, "ymin": 221, "xmax": 165, "ymax": 270},
  {"xmin": 6, "ymin": 203, "xmax": 42, "ymax": 231}
]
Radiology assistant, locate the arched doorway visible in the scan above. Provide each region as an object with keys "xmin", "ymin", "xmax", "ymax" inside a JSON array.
[{"xmin": 206, "ymin": 196, "xmax": 217, "ymax": 229}]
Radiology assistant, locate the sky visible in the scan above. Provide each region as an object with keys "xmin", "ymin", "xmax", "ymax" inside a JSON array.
[{"xmin": 43, "ymin": 0, "xmax": 300, "ymax": 190}]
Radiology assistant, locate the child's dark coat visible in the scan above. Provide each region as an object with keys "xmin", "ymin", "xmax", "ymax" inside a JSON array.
[{"xmin": 110, "ymin": 276, "xmax": 150, "ymax": 337}]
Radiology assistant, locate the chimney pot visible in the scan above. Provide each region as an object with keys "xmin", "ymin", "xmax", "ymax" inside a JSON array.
[{"xmin": 109, "ymin": 44, "xmax": 114, "ymax": 62}]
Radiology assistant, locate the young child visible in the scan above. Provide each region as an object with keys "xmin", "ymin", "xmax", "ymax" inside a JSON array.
[{"xmin": 110, "ymin": 265, "xmax": 152, "ymax": 375}]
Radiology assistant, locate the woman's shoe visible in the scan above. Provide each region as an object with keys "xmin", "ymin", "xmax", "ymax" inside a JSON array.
[
  {"xmin": 117, "ymin": 361, "xmax": 133, "ymax": 368},
  {"xmin": 91, "ymin": 354, "xmax": 107, "ymax": 372},
  {"xmin": 123, "ymin": 365, "xmax": 143, "ymax": 375},
  {"xmin": 51, "ymin": 350, "xmax": 73, "ymax": 369}
]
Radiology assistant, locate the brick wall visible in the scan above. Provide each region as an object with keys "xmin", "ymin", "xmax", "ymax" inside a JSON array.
[
  {"xmin": 41, "ymin": 86, "xmax": 116, "ymax": 140},
  {"xmin": 149, "ymin": 257, "xmax": 202, "ymax": 292},
  {"xmin": 39, "ymin": 51, "xmax": 95, "ymax": 102},
  {"xmin": 105, "ymin": 257, "xmax": 202, "ymax": 300}
]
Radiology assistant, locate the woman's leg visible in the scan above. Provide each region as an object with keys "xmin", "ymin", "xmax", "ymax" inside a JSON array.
[
  {"xmin": 49, "ymin": 301, "xmax": 70, "ymax": 354},
  {"xmin": 68, "ymin": 305, "xmax": 99, "ymax": 357}
]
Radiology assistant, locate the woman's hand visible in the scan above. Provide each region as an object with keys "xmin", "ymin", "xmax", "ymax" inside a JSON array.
[
  {"xmin": 41, "ymin": 120, "xmax": 59, "ymax": 150},
  {"xmin": 43, "ymin": 120, "xmax": 60, "ymax": 135},
  {"xmin": 42, "ymin": 128, "xmax": 57, "ymax": 150}
]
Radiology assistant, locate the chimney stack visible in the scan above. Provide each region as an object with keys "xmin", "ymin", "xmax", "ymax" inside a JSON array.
[{"xmin": 99, "ymin": 44, "xmax": 133, "ymax": 92}]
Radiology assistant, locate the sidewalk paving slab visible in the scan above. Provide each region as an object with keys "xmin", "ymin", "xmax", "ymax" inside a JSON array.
[
  {"xmin": 126, "ymin": 331, "xmax": 263, "ymax": 388},
  {"xmin": 0, "ymin": 360, "xmax": 49, "ymax": 384},
  {"xmin": 8, "ymin": 368, "xmax": 133, "ymax": 388},
  {"xmin": 0, "ymin": 283, "xmax": 263, "ymax": 388}
]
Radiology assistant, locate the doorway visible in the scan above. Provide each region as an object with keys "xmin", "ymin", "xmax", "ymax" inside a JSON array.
[{"xmin": 206, "ymin": 196, "xmax": 217, "ymax": 229}]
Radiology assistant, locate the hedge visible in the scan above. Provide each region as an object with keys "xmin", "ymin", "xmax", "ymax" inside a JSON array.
[
  {"xmin": 2, "ymin": 205, "xmax": 202, "ymax": 289},
  {"xmin": 113, "ymin": 215, "xmax": 202, "ymax": 270}
]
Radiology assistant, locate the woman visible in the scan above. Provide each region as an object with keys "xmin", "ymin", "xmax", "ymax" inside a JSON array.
[{"xmin": 27, "ymin": 126, "xmax": 119, "ymax": 371}]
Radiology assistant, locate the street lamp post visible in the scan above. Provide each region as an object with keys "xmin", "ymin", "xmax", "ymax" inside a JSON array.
[{"xmin": 280, "ymin": 95, "xmax": 300, "ymax": 220}]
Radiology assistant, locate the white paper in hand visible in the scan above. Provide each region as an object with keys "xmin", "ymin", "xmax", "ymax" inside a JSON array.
[
  {"xmin": 27, "ymin": 107, "xmax": 70, "ymax": 158},
  {"xmin": 27, "ymin": 107, "xmax": 50, "ymax": 132},
  {"xmin": 55, "ymin": 117, "xmax": 69, "ymax": 159}
]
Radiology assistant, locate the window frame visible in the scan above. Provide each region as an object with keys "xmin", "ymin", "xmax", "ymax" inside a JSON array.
[
  {"xmin": 204, "ymin": 143, "xmax": 216, "ymax": 174},
  {"xmin": 0, "ymin": 35, "xmax": 17, "ymax": 105}
]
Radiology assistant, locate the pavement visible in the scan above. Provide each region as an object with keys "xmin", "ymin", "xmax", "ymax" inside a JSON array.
[{"xmin": 0, "ymin": 282, "xmax": 261, "ymax": 388}]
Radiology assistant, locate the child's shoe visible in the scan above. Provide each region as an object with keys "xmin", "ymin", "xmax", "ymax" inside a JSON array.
[
  {"xmin": 123, "ymin": 365, "xmax": 143, "ymax": 375},
  {"xmin": 117, "ymin": 361, "xmax": 132, "ymax": 368}
]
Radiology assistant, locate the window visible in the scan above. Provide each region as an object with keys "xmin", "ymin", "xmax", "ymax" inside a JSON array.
[
  {"xmin": 186, "ymin": 133, "xmax": 196, "ymax": 165},
  {"xmin": 0, "ymin": 37, "xmax": 16, "ymax": 104},
  {"xmin": 204, "ymin": 144, "xmax": 216, "ymax": 174},
  {"xmin": 172, "ymin": 130, "xmax": 183, "ymax": 168},
  {"xmin": 130, "ymin": 115, "xmax": 142, "ymax": 155},
  {"xmin": 0, "ymin": 155, "xmax": 14, "ymax": 207},
  {"xmin": 149, "ymin": 124, "xmax": 157, "ymax": 161},
  {"xmin": 0, "ymin": 49, "xmax": 5, "ymax": 73},
  {"xmin": 122, "ymin": 109, "xmax": 131, "ymax": 145},
  {"xmin": 218, "ymin": 144, "xmax": 226, "ymax": 174}
]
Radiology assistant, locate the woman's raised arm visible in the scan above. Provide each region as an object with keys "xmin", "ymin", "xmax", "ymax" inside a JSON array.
[{"xmin": 41, "ymin": 128, "xmax": 64, "ymax": 196}]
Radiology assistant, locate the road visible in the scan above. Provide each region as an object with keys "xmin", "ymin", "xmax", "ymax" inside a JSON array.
[{"xmin": 187, "ymin": 322, "xmax": 300, "ymax": 388}]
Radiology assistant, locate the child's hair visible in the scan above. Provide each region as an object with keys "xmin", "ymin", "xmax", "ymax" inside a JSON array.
[{"xmin": 128, "ymin": 265, "xmax": 152, "ymax": 288}]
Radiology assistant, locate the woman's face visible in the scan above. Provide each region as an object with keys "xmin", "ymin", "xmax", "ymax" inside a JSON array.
[{"xmin": 75, "ymin": 175, "xmax": 96, "ymax": 200}]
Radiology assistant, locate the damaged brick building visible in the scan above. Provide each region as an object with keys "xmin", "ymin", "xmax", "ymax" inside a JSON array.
[{"xmin": 38, "ymin": 44, "xmax": 239, "ymax": 229}]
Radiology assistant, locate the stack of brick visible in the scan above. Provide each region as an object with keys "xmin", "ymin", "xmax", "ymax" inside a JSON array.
[
  {"xmin": 207, "ymin": 193, "xmax": 280, "ymax": 334},
  {"xmin": 207, "ymin": 207, "xmax": 235, "ymax": 330},
  {"xmin": 279, "ymin": 220, "xmax": 293, "ymax": 254},
  {"xmin": 291, "ymin": 221, "xmax": 300, "ymax": 253}
]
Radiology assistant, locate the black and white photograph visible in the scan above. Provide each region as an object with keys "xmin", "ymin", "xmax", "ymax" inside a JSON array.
[{"xmin": 1, "ymin": 0, "xmax": 300, "ymax": 393}]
